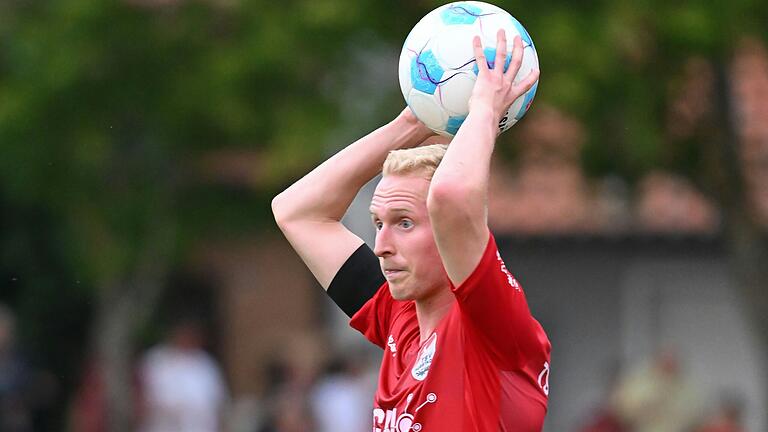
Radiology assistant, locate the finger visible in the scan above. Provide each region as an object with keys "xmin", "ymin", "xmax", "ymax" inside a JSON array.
[
  {"xmin": 513, "ymin": 67, "xmax": 540, "ymax": 94},
  {"xmin": 504, "ymin": 36, "xmax": 524, "ymax": 82},
  {"xmin": 494, "ymin": 29, "xmax": 507, "ymax": 74},
  {"xmin": 472, "ymin": 35, "xmax": 488, "ymax": 73}
]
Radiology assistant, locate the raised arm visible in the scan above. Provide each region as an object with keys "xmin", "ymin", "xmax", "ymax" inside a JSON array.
[
  {"xmin": 427, "ymin": 31, "xmax": 539, "ymax": 286},
  {"xmin": 427, "ymin": 31, "xmax": 545, "ymax": 368},
  {"xmin": 272, "ymin": 109, "xmax": 433, "ymax": 289}
]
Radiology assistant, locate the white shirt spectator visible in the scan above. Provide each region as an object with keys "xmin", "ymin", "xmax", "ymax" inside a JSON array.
[
  {"xmin": 310, "ymin": 370, "xmax": 373, "ymax": 432},
  {"xmin": 139, "ymin": 345, "xmax": 227, "ymax": 432}
]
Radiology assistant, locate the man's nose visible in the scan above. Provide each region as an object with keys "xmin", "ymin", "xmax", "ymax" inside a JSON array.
[{"xmin": 374, "ymin": 226, "xmax": 395, "ymax": 258}]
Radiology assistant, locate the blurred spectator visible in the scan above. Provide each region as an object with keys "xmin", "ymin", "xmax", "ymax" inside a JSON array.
[
  {"xmin": 611, "ymin": 350, "xmax": 703, "ymax": 432},
  {"xmin": 309, "ymin": 354, "xmax": 374, "ymax": 432},
  {"xmin": 0, "ymin": 303, "xmax": 57, "ymax": 431},
  {"xmin": 71, "ymin": 352, "xmax": 143, "ymax": 432},
  {"xmin": 70, "ymin": 357, "xmax": 108, "ymax": 432},
  {"xmin": 0, "ymin": 303, "xmax": 33, "ymax": 431},
  {"xmin": 578, "ymin": 360, "xmax": 628, "ymax": 432},
  {"xmin": 256, "ymin": 331, "xmax": 338, "ymax": 432},
  {"xmin": 258, "ymin": 390, "xmax": 314, "ymax": 432},
  {"xmin": 579, "ymin": 410, "xmax": 626, "ymax": 432},
  {"xmin": 694, "ymin": 393, "xmax": 745, "ymax": 432},
  {"xmin": 137, "ymin": 317, "xmax": 228, "ymax": 432},
  {"xmin": 256, "ymin": 356, "xmax": 316, "ymax": 432}
]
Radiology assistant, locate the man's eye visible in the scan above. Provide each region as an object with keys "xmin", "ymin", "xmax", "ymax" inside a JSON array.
[
  {"xmin": 400, "ymin": 220, "xmax": 413, "ymax": 229},
  {"xmin": 374, "ymin": 221, "xmax": 383, "ymax": 230}
]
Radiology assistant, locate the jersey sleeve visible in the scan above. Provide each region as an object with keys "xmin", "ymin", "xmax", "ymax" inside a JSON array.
[
  {"xmin": 450, "ymin": 233, "xmax": 551, "ymax": 369},
  {"xmin": 348, "ymin": 283, "xmax": 396, "ymax": 349}
]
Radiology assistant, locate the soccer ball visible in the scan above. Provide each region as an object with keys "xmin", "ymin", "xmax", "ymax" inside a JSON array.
[{"xmin": 398, "ymin": 1, "xmax": 539, "ymax": 137}]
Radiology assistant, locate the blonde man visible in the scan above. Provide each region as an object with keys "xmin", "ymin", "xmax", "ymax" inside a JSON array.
[{"xmin": 272, "ymin": 31, "xmax": 550, "ymax": 431}]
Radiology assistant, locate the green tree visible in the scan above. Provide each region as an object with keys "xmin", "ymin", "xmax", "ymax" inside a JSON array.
[
  {"xmin": 523, "ymin": 0, "xmax": 768, "ymax": 369},
  {"xmin": 0, "ymin": 0, "xmax": 351, "ymax": 428}
]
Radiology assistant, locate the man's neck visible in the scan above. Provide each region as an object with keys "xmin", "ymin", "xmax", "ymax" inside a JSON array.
[{"xmin": 414, "ymin": 286, "xmax": 455, "ymax": 344}]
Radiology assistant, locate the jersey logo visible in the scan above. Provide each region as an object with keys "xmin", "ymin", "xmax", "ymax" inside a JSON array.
[
  {"xmin": 538, "ymin": 362, "xmax": 550, "ymax": 396},
  {"xmin": 373, "ymin": 392, "xmax": 438, "ymax": 432},
  {"xmin": 496, "ymin": 251, "xmax": 521, "ymax": 291},
  {"xmin": 411, "ymin": 333, "xmax": 437, "ymax": 381},
  {"xmin": 387, "ymin": 335, "xmax": 397, "ymax": 357}
]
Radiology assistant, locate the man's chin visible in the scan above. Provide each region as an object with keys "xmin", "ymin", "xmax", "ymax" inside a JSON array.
[{"xmin": 388, "ymin": 283, "xmax": 413, "ymax": 301}]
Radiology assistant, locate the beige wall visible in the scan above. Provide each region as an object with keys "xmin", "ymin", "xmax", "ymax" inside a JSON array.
[{"xmin": 199, "ymin": 234, "xmax": 326, "ymax": 397}]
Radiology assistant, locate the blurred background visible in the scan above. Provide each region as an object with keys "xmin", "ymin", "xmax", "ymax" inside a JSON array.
[{"xmin": 1, "ymin": 0, "xmax": 767, "ymax": 431}]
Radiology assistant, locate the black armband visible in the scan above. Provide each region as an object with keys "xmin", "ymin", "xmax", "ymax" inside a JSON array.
[{"xmin": 327, "ymin": 243, "xmax": 385, "ymax": 318}]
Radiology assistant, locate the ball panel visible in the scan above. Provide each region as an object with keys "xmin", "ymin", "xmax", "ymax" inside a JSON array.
[
  {"xmin": 445, "ymin": 114, "xmax": 467, "ymax": 136},
  {"xmin": 410, "ymin": 50, "xmax": 445, "ymax": 95},
  {"xmin": 510, "ymin": 15, "xmax": 534, "ymax": 48},
  {"xmin": 499, "ymin": 111, "xmax": 519, "ymax": 133},
  {"xmin": 440, "ymin": 2, "xmax": 483, "ymax": 25},
  {"xmin": 475, "ymin": 10, "xmax": 517, "ymax": 46},
  {"xmin": 437, "ymin": 71, "xmax": 475, "ymax": 115},
  {"xmin": 432, "ymin": 25, "xmax": 477, "ymax": 70},
  {"xmin": 398, "ymin": 50, "xmax": 415, "ymax": 98},
  {"xmin": 465, "ymin": 1, "xmax": 507, "ymax": 15},
  {"xmin": 408, "ymin": 90, "xmax": 448, "ymax": 132}
]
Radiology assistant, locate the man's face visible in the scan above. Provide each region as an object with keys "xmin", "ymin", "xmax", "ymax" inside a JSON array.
[{"xmin": 370, "ymin": 173, "xmax": 448, "ymax": 301}]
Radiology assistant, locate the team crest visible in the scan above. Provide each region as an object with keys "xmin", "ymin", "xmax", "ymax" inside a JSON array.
[{"xmin": 411, "ymin": 333, "xmax": 437, "ymax": 381}]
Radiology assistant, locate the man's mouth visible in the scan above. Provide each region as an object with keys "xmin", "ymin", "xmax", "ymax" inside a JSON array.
[{"xmin": 383, "ymin": 269, "xmax": 405, "ymax": 278}]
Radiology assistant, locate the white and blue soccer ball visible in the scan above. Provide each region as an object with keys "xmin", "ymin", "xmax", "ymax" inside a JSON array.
[{"xmin": 398, "ymin": 1, "xmax": 539, "ymax": 137}]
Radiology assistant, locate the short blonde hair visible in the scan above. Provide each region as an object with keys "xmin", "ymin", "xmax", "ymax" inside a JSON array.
[{"xmin": 382, "ymin": 144, "xmax": 447, "ymax": 180}]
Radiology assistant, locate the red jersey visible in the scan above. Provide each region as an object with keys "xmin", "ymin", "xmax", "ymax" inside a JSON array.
[{"xmin": 350, "ymin": 234, "xmax": 551, "ymax": 432}]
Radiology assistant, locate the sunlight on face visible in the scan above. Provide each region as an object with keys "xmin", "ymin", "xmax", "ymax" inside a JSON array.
[{"xmin": 370, "ymin": 174, "xmax": 448, "ymax": 301}]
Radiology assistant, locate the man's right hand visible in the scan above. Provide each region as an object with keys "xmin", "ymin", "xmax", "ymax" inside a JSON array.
[
  {"xmin": 396, "ymin": 107, "xmax": 449, "ymax": 147},
  {"xmin": 395, "ymin": 107, "xmax": 438, "ymax": 146}
]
